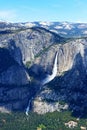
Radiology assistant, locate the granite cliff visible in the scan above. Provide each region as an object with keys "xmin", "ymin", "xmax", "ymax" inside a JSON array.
[{"xmin": 0, "ymin": 22, "xmax": 87, "ymax": 117}]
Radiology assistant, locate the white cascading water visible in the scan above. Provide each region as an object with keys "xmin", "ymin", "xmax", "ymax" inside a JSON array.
[
  {"xmin": 25, "ymin": 97, "xmax": 33, "ymax": 116},
  {"xmin": 42, "ymin": 52, "xmax": 58, "ymax": 85},
  {"xmin": 25, "ymin": 52, "xmax": 58, "ymax": 115},
  {"xmin": 25, "ymin": 100, "xmax": 31, "ymax": 116}
]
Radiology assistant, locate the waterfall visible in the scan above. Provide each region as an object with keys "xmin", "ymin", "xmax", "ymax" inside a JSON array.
[
  {"xmin": 25, "ymin": 100, "xmax": 30, "ymax": 116},
  {"xmin": 25, "ymin": 97, "xmax": 33, "ymax": 116},
  {"xmin": 42, "ymin": 52, "xmax": 58, "ymax": 85},
  {"xmin": 25, "ymin": 52, "xmax": 58, "ymax": 115}
]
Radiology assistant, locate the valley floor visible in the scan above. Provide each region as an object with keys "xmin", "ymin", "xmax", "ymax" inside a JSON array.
[{"xmin": 0, "ymin": 111, "xmax": 87, "ymax": 130}]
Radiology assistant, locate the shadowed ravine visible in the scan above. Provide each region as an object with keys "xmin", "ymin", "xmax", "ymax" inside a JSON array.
[{"xmin": 25, "ymin": 52, "xmax": 58, "ymax": 115}]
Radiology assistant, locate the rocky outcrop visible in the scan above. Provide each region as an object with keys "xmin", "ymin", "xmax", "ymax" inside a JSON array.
[
  {"xmin": 32, "ymin": 88, "xmax": 68, "ymax": 114},
  {"xmin": 33, "ymin": 100, "xmax": 68, "ymax": 114},
  {"xmin": 65, "ymin": 121, "xmax": 78, "ymax": 128},
  {"xmin": 0, "ymin": 23, "xmax": 87, "ymax": 116}
]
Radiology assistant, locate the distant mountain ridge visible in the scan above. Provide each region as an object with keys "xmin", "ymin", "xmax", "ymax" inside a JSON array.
[{"xmin": 0, "ymin": 21, "xmax": 87, "ymax": 37}]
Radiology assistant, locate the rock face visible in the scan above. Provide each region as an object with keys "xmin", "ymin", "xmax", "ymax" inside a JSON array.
[
  {"xmin": 33, "ymin": 38, "xmax": 87, "ymax": 76},
  {"xmin": 33, "ymin": 89, "xmax": 68, "ymax": 114},
  {"xmin": 0, "ymin": 84, "xmax": 32, "ymax": 111},
  {"xmin": 0, "ymin": 65, "xmax": 30, "ymax": 85},
  {"xmin": 0, "ymin": 48, "xmax": 30, "ymax": 85},
  {"xmin": 0, "ymin": 27, "xmax": 63, "ymax": 64},
  {"xmin": 31, "ymin": 38, "xmax": 87, "ymax": 116},
  {"xmin": 0, "ymin": 22, "xmax": 87, "ymax": 116}
]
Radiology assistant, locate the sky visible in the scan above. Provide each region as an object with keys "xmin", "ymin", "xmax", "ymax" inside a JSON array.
[{"xmin": 0, "ymin": 0, "xmax": 87, "ymax": 23}]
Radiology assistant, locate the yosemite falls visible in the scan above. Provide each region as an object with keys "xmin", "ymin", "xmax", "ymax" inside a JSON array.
[{"xmin": 25, "ymin": 52, "xmax": 58, "ymax": 115}]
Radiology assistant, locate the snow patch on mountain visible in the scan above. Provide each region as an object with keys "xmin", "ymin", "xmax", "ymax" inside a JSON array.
[
  {"xmin": 39, "ymin": 21, "xmax": 53, "ymax": 26},
  {"xmin": 54, "ymin": 26, "xmax": 63, "ymax": 29},
  {"xmin": 25, "ymin": 22, "xmax": 36, "ymax": 27},
  {"xmin": 83, "ymin": 30, "xmax": 87, "ymax": 34}
]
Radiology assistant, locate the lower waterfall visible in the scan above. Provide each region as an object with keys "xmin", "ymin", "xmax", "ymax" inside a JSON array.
[
  {"xmin": 25, "ymin": 100, "xmax": 31, "ymax": 116},
  {"xmin": 25, "ymin": 97, "xmax": 33, "ymax": 116}
]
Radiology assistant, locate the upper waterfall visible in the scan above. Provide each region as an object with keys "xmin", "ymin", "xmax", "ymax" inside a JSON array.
[{"xmin": 42, "ymin": 52, "xmax": 58, "ymax": 85}]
